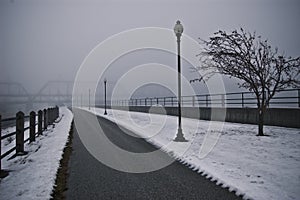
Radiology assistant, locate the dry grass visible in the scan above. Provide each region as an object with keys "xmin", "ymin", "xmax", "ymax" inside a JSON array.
[{"xmin": 50, "ymin": 121, "xmax": 74, "ymax": 200}]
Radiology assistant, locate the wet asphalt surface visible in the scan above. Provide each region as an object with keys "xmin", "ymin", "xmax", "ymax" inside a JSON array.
[{"xmin": 65, "ymin": 109, "xmax": 243, "ymax": 200}]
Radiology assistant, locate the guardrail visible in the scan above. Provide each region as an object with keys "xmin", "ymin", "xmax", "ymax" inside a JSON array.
[
  {"xmin": 0, "ymin": 106, "xmax": 59, "ymax": 174},
  {"xmin": 113, "ymin": 88, "xmax": 300, "ymax": 108}
]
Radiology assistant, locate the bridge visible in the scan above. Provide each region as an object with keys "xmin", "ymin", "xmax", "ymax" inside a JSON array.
[
  {"xmin": 1, "ymin": 81, "xmax": 299, "ymax": 110},
  {"xmin": 0, "ymin": 81, "xmax": 74, "ymax": 110}
]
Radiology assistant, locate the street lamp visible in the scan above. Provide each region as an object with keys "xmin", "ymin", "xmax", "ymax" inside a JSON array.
[
  {"xmin": 174, "ymin": 20, "xmax": 187, "ymax": 142},
  {"xmin": 89, "ymin": 89, "xmax": 90, "ymax": 110},
  {"xmin": 104, "ymin": 78, "xmax": 107, "ymax": 115}
]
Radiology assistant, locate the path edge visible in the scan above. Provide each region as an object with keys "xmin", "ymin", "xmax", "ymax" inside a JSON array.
[{"xmin": 50, "ymin": 120, "xmax": 74, "ymax": 200}]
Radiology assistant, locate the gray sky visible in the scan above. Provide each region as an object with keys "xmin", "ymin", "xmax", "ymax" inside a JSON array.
[{"xmin": 0, "ymin": 0, "xmax": 299, "ymax": 95}]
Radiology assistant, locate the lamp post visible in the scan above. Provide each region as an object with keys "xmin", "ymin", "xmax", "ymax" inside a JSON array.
[
  {"xmin": 89, "ymin": 89, "xmax": 90, "ymax": 110},
  {"xmin": 104, "ymin": 78, "xmax": 107, "ymax": 115},
  {"xmin": 174, "ymin": 20, "xmax": 187, "ymax": 142}
]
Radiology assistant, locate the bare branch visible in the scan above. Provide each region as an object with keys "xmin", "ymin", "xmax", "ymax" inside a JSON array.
[{"xmin": 196, "ymin": 28, "xmax": 300, "ymax": 107}]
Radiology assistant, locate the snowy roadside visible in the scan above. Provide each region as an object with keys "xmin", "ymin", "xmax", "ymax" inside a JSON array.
[
  {"xmin": 0, "ymin": 107, "xmax": 73, "ymax": 200},
  {"xmin": 86, "ymin": 107, "xmax": 300, "ymax": 200}
]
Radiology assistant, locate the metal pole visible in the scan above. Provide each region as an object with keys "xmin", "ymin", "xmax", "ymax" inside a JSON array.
[
  {"xmin": 104, "ymin": 80, "xmax": 107, "ymax": 115},
  {"xmin": 174, "ymin": 33, "xmax": 187, "ymax": 142},
  {"xmin": 89, "ymin": 89, "xmax": 90, "ymax": 110}
]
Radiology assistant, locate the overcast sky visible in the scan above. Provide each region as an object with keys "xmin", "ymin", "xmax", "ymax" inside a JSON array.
[{"xmin": 0, "ymin": 0, "xmax": 299, "ymax": 95}]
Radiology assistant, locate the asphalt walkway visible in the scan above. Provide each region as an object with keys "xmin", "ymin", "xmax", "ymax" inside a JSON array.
[{"xmin": 66, "ymin": 109, "xmax": 242, "ymax": 200}]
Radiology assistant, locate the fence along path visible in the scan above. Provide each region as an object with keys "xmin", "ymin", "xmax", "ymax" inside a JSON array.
[
  {"xmin": 114, "ymin": 88, "xmax": 300, "ymax": 108},
  {"xmin": 0, "ymin": 106, "xmax": 59, "ymax": 177}
]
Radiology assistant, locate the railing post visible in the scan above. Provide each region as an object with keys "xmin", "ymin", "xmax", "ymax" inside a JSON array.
[
  {"xmin": 52, "ymin": 108, "xmax": 55, "ymax": 122},
  {"xmin": 16, "ymin": 111, "xmax": 25, "ymax": 154},
  {"xmin": 145, "ymin": 98, "xmax": 147, "ymax": 106},
  {"xmin": 242, "ymin": 93, "xmax": 244, "ymax": 108},
  {"xmin": 50, "ymin": 108, "xmax": 53, "ymax": 124},
  {"xmin": 192, "ymin": 96, "xmax": 195, "ymax": 107},
  {"xmin": 206, "ymin": 95, "xmax": 208, "ymax": 107},
  {"xmin": 163, "ymin": 97, "xmax": 166, "ymax": 106},
  {"xmin": 48, "ymin": 108, "xmax": 51, "ymax": 125},
  {"xmin": 298, "ymin": 89, "xmax": 300, "ymax": 108},
  {"xmin": 52, "ymin": 108, "xmax": 54, "ymax": 122},
  {"xmin": 44, "ymin": 109, "xmax": 47, "ymax": 130},
  {"xmin": 56, "ymin": 106, "xmax": 59, "ymax": 119},
  {"xmin": 265, "ymin": 91, "xmax": 269, "ymax": 107},
  {"xmin": 171, "ymin": 97, "xmax": 173, "ymax": 106},
  {"xmin": 38, "ymin": 110, "xmax": 43, "ymax": 135},
  {"xmin": 157, "ymin": 97, "xmax": 159, "ymax": 105},
  {"xmin": 0, "ymin": 114, "xmax": 2, "ymax": 171},
  {"xmin": 30, "ymin": 111, "xmax": 36, "ymax": 143},
  {"xmin": 49, "ymin": 108, "xmax": 52, "ymax": 125},
  {"xmin": 221, "ymin": 94, "xmax": 225, "ymax": 107},
  {"xmin": 47, "ymin": 108, "xmax": 52, "ymax": 125}
]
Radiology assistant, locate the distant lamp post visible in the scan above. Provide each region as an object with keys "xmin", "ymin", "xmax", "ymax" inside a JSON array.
[
  {"xmin": 104, "ymin": 78, "xmax": 107, "ymax": 115},
  {"xmin": 89, "ymin": 89, "xmax": 90, "ymax": 110},
  {"xmin": 174, "ymin": 20, "xmax": 187, "ymax": 142}
]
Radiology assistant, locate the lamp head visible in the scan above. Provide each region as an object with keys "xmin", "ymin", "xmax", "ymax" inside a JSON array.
[{"xmin": 174, "ymin": 20, "xmax": 184, "ymax": 37}]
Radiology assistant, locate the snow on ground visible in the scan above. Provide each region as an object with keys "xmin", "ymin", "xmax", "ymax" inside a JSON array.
[
  {"xmin": 0, "ymin": 107, "xmax": 73, "ymax": 200},
  {"xmin": 86, "ymin": 107, "xmax": 300, "ymax": 200}
]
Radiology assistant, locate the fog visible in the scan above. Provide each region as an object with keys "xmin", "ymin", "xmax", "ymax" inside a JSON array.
[{"xmin": 0, "ymin": 0, "xmax": 299, "ymax": 115}]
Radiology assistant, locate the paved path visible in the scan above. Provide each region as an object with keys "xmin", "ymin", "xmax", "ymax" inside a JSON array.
[{"xmin": 66, "ymin": 109, "xmax": 242, "ymax": 200}]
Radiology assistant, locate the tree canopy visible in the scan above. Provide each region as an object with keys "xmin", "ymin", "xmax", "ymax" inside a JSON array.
[{"xmin": 198, "ymin": 28, "xmax": 300, "ymax": 135}]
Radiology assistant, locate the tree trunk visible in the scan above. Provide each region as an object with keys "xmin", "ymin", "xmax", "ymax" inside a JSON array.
[{"xmin": 257, "ymin": 107, "xmax": 265, "ymax": 136}]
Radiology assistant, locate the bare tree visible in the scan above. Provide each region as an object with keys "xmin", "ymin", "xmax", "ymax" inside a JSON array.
[{"xmin": 197, "ymin": 28, "xmax": 300, "ymax": 136}]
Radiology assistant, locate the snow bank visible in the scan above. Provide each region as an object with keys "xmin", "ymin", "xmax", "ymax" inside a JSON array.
[
  {"xmin": 87, "ymin": 107, "xmax": 300, "ymax": 200},
  {"xmin": 0, "ymin": 107, "xmax": 73, "ymax": 200}
]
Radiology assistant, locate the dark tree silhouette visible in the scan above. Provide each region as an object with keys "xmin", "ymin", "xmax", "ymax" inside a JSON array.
[{"xmin": 197, "ymin": 28, "xmax": 300, "ymax": 136}]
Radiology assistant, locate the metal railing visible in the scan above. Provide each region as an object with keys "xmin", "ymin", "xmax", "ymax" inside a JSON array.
[
  {"xmin": 113, "ymin": 88, "xmax": 300, "ymax": 108},
  {"xmin": 0, "ymin": 107, "xmax": 59, "ymax": 173}
]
